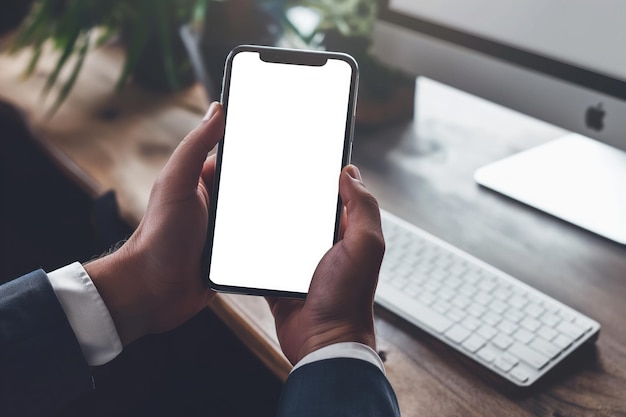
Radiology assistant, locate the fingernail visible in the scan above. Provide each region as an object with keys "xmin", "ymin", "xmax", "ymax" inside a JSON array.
[
  {"xmin": 346, "ymin": 165, "xmax": 362, "ymax": 181},
  {"xmin": 202, "ymin": 102, "xmax": 218, "ymax": 122}
]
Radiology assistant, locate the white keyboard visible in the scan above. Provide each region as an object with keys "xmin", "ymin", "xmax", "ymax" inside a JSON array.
[{"xmin": 375, "ymin": 209, "xmax": 600, "ymax": 387}]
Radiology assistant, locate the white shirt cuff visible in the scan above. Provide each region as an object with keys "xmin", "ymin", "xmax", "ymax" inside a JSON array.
[
  {"xmin": 291, "ymin": 342, "xmax": 385, "ymax": 375},
  {"xmin": 47, "ymin": 262, "xmax": 123, "ymax": 366}
]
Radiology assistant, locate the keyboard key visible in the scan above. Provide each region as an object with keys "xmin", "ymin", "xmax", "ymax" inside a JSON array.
[
  {"xmin": 424, "ymin": 280, "xmax": 441, "ymax": 293},
  {"xmin": 452, "ymin": 295, "xmax": 471, "ymax": 309},
  {"xmin": 540, "ymin": 313, "xmax": 561, "ymax": 327},
  {"xmin": 459, "ymin": 284, "xmax": 478, "ymax": 298},
  {"xmin": 520, "ymin": 317, "xmax": 541, "ymax": 332},
  {"xmin": 537, "ymin": 325, "xmax": 558, "ymax": 342},
  {"xmin": 526, "ymin": 293, "xmax": 543, "ymax": 305},
  {"xmin": 474, "ymin": 292, "xmax": 492, "ymax": 306},
  {"xmin": 444, "ymin": 277, "xmax": 464, "ymax": 289},
  {"xmin": 461, "ymin": 316, "xmax": 482, "ymax": 331},
  {"xmin": 479, "ymin": 279, "xmax": 497, "ymax": 292},
  {"xmin": 464, "ymin": 272, "xmax": 482, "ymax": 284},
  {"xmin": 572, "ymin": 317, "xmax": 594, "ymax": 332},
  {"xmin": 497, "ymin": 320, "xmax": 518, "ymax": 336},
  {"xmin": 396, "ymin": 266, "xmax": 412, "ymax": 278},
  {"xmin": 494, "ymin": 356, "xmax": 515, "ymax": 372},
  {"xmin": 389, "ymin": 276, "xmax": 406, "ymax": 286},
  {"xmin": 524, "ymin": 303, "xmax": 545, "ymax": 318},
  {"xmin": 445, "ymin": 324, "xmax": 471, "ymax": 344},
  {"xmin": 416, "ymin": 264, "xmax": 431, "ymax": 275},
  {"xmin": 467, "ymin": 303, "xmax": 487, "ymax": 318},
  {"xmin": 509, "ymin": 295, "xmax": 528, "ymax": 310},
  {"xmin": 500, "ymin": 352, "xmax": 519, "ymax": 367},
  {"xmin": 477, "ymin": 325, "xmax": 498, "ymax": 340},
  {"xmin": 559, "ymin": 309, "xmax": 577, "ymax": 322},
  {"xmin": 489, "ymin": 299, "xmax": 508, "ymax": 314},
  {"xmin": 437, "ymin": 286, "xmax": 456, "ymax": 301},
  {"xmin": 504, "ymin": 308, "xmax": 525, "ymax": 323},
  {"xmin": 541, "ymin": 300, "xmax": 560, "ymax": 314},
  {"xmin": 433, "ymin": 300, "xmax": 451, "ymax": 314},
  {"xmin": 376, "ymin": 284, "xmax": 453, "ymax": 333},
  {"xmin": 449, "ymin": 264, "xmax": 466, "ymax": 276},
  {"xmin": 552, "ymin": 334, "xmax": 574, "ymax": 350},
  {"xmin": 510, "ymin": 366, "xmax": 530, "ymax": 383},
  {"xmin": 529, "ymin": 338, "xmax": 561, "ymax": 359},
  {"xmin": 462, "ymin": 334, "xmax": 486, "ymax": 353},
  {"xmin": 430, "ymin": 270, "xmax": 447, "ymax": 281},
  {"xmin": 418, "ymin": 291, "xmax": 437, "ymax": 306},
  {"xmin": 513, "ymin": 328, "xmax": 535, "ymax": 344},
  {"xmin": 477, "ymin": 347, "xmax": 496, "ymax": 363},
  {"xmin": 494, "ymin": 287, "xmax": 513, "ymax": 301},
  {"xmin": 556, "ymin": 321, "xmax": 586, "ymax": 340},
  {"xmin": 492, "ymin": 333, "xmax": 514, "ymax": 350},
  {"xmin": 509, "ymin": 342, "xmax": 550, "ymax": 370},
  {"xmin": 406, "ymin": 288, "xmax": 420, "ymax": 298},
  {"xmin": 447, "ymin": 308, "xmax": 466, "ymax": 323},
  {"xmin": 494, "ymin": 352, "xmax": 518, "ymax": 372},
  {"xmin": 482, "ymin": 311, "xmax": 502, "ymax": 326}
]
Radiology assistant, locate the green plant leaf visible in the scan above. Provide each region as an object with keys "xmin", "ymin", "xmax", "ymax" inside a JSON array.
[
  {"xmin": 42, "ymin": 28, "xmax": 80, "ymax": 97},
  {"xmin": 11, "ymin": 1, "xmax": 52, "ymax": 51},
  {"xmin": 114, "ymin": 17, "xmax": 150, "ymax": 90},
  {"xmin": 42, "ymin": 0, "xmax": 84, "ymax": 97},
  {"xmin": 192, "ymin": 0, "xmax": 209, "ymax": 25},
  {"xmin": 46, "ymin": 32, "xmax": 91, "ymax": 118},
  {"xmin": 12, "ymin": 0, "xmax": 226, "ymax": 113},
  {"xmin": 24, "ymin": 39, "xmax": 45, "ymax": 77},
  {"xmin": 153, "ymin": 0, "xmax": 179, "ymax": 90},
  {"xmin": 47, "ymin": 31, "xmax": 92, "ymax": 117},
  {"xmin": 95, "ymin": 27, "xmax": 117, "ymax": 47}
]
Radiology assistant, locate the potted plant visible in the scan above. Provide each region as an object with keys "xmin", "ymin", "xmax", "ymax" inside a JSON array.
[
  {"xmin": 10, "ymin": 0, "xmax": 209, "ymax": 114},
  {"xmin": 187, "ymin": 0, "xmax": 283, "ymax": 99},
  {"xmin": 284, "ymin": 0, "xmax": 414, "ymax": 128}
]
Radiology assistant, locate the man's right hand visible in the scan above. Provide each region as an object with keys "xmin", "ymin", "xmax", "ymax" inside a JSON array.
[{"xmin": 268, "ymin": 165, "xmax": 385, "ymax": 365}]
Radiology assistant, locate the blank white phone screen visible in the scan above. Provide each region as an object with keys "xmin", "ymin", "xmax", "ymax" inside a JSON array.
[{"xmin": 210, "ymin": 51, "xmax": 354, "ymax": 293}]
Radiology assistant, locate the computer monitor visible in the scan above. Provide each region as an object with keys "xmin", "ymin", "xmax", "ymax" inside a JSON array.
[{"xmin": 372, "ymin": 0, "xmax": 626, "ymax": 244}]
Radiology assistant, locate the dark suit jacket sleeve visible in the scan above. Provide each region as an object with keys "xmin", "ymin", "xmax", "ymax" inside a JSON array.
[
  {"xmin": 277, "ymin": 358, "xmax": 401, "ymax": 417},
  {"xmin": 0, "ymin": 270, "xmax": 94, "ymax": 417}
]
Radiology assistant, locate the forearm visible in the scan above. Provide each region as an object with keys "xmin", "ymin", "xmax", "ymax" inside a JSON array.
[
  {"xmin": 278, "ymin": 358, "xmax": 400, "ymax": 417},
  {"xmin": 0, "ymin": 270, "xmax": 94, "ymax": 417}
]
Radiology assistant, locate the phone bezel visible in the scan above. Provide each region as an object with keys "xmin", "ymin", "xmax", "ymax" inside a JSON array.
[{"xmin": 203, "ymin": 45, "xmax": 359, "ymax": 298}]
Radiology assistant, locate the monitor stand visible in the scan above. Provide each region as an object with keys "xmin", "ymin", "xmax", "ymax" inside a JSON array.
[{"xmin": 475, "ymin": 134, "xmax": 626, "ymax": 244}]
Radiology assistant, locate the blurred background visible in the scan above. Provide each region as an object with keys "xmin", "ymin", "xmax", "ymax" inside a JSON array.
[{"xmin": 0, "ymin": 1, "xmax": 413, "ymax": 416}]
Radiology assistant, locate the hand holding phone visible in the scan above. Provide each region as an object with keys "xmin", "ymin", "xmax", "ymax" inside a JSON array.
[
  {"xmin": 205, "ymin": 45, "xmax": 359, "ymax": 297},
  {"xmin": 268, "ymin": 164, "xmax": 385, "ymax": 364}
]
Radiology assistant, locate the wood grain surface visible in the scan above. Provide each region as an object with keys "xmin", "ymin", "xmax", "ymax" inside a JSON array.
[{"xmin": 1, "ymin": 42, "xmax": 624, "ymax": 416}]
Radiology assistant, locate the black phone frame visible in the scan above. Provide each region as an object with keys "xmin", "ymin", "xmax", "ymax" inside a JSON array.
[{"xmin": 203, "ymin": 45, "xmax": 359, "ymax": 299}]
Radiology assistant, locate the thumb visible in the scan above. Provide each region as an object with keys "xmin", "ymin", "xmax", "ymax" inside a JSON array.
[
  {"xmin": 339, "ymin": 165, "xmax": 384, "ymax": 252},
  {"xmin": 161, "ymin": 102, "xmax": 225, "ymax": 191}
]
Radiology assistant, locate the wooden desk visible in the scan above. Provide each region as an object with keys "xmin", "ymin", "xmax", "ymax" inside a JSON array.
[{"xmin": 1, "ymin": 45, "xmax": 625, "ymax": 416}]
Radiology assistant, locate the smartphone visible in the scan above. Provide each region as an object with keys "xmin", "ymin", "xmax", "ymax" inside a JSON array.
[{"xmin": 204, "ymin": 45, "xmax": 359, "ymax": 298}]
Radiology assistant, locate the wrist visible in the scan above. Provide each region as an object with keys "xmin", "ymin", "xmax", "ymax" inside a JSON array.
[
  {"xmin": 85, "ymin": 242, "xmax": 152, "ymax": 346},
  {"xmin": 296, "ymin": 324, "xmax": 376, "ymax": 364}
]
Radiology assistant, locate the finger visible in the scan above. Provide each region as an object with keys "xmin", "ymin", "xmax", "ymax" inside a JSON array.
[
  {"xmin": 265, "ymin": 296, "xmax": 301, "ymax": 310},
  {"xmin": 163, "ymin": 102, "xmax": 225, "ymax": 191},
  {"xmin": 204, "ymin": 288, "xmax": 217, "ymax": 307},
  {"xmin": 338, "ymin": 206, "xmax": 348, "ymax": 240},
  {"xmin": 200, "ymin": 154, "xmax": 218, "ymax": 192},
  {"xmin": 265, "ymin": 296, "xmax": 279, "ymax": 310},
  {"xmin": 265, "ymin": 297, "xmax": 303, "ymax": 318}
]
